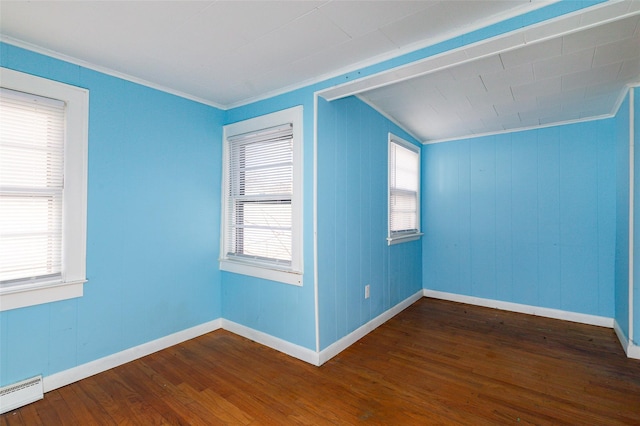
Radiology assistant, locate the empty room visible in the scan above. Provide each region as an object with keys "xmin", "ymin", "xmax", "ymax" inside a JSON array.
[{"xmin": 1, "ymin": 0, "xmax": 640, "ymax": 424}]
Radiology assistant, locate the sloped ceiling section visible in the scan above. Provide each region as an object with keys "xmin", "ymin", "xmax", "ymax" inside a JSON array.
[{"xmin": 335, "ymin": 1, "xmax": 640, "ymax": 142}]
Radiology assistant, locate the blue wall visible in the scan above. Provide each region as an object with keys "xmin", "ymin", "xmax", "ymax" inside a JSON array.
[
  {"xmin": 221, "ymin": 88, "xmax": 318, "ymax": 350},
  {"xmin": 0, "ymin": 0, "xmax": 630, "ymax": 388},
  {"xmin": 316, "ymin": 96, "xmax": 422, "ymax": 350},
  {"xmin": 0, "ymin": 44, "xmax": 223, "ymax": 386},
  {"xmin": 615, "ymin": 92, "xmax": 631, "ymax": 338},
  {"xmin": 423, "ymin": 120, "xmax": 616, "ymax": 317}
]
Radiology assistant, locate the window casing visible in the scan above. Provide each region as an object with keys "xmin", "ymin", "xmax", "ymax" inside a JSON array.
[
  {"xmin": 0, "ymin": 67, "xmax": 88, "ymax": 311},
  {"xmin": 220, "ymin": 106, "xmax": 303, "ymax": 285},
  {"xmin": 388, "ymin": 133, "xmax": 422, "ymax": 245}
]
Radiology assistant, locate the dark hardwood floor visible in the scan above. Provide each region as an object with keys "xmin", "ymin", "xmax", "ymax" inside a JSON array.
[{"xmin": 3, "ymin": 298, "xmax": 640, "ymax": 425}]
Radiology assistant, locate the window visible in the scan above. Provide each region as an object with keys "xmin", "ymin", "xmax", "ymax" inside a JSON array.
[
  {"xmin": 0, "ymin": 67, "xmax": 88, "ymax": 311},
  {"xmin": 220, "ymin": 106, "xmax": 303, "ymax": 285},
  {"xmin": 388, "ymin": 133, "xmax": 422, "ymax": 245}
]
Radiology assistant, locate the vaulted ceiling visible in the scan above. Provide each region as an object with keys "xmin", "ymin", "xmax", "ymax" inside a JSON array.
[{"xmin": 1, "ymin": 1, "xmax": 639, "ymax": 142}]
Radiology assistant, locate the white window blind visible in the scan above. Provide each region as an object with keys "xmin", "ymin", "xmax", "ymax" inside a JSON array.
[
  {"xmin": 0, "ymin": 88, "xmax": 65, "ymax": 286},
  {"xmin": 388, "ymin": 135, "xmax": 421, "ymax": 244},
  {"xmin": 226, "ymin": 123, "xmax": 294, "ymax": 265}
]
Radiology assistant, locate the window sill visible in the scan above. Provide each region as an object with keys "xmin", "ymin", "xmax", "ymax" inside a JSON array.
[
  {"xmin": 387, "ymin": 232, "xmax": 424, "ymax": 246},
  {"xmin": 220, "ymin": 259, "xmax": 302, "ymax": 286},
  {"xmin": 0, "ymin": 279, "xmax": 86, "ymax": 312}
]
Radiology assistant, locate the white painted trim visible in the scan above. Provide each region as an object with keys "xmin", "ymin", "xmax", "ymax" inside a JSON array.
[
  {"xmin": 319, "ymin": 1, "xmax": 636, "ymax": 103},
  {"xmin": 630, "ymin": 87, "xmax": 635, "ymax": 344},
  {"xmin": 628, "ymin": 342, "xmax": 640, "ymax": 359},
  {"xmin": 0, "ymin": 67, "xmax": 88, "ymax": 312},
  {"xmin": 614, "ymin": 319, "xmax": 640, "ymax": 360},
  {"xmin": 614, "ymin": 319, "xmax": 630, "ymax": 355},
  {"xmin": 219, "ymin": 260, "xmax": 302, "ymax": 286},
  {"xmin": 219, "ymin": 106, "xmax": 304, "ymax": 286},
  {"xmin": 43, "ymin": 319, "xmax": 222, "ymax": 392},
  {"xmin": 221, "ymin": 319, "xmax": 320, "ymax": 366},
  {"xmin": 0, "ymin": 36, "xmax": 225, "ymax": 110},
  {"xmin": 0, "ymin": 280, "xmax": 84, "ymax": 312},
  {"xmin": 424, "ymin": 290, "xmax": 614, "ymax": 328},
  {"xmin": 317, "ymin": 290, "xmax": 423, "ymax": 365},
  {"xmin": 425, "ymin": 113, "xmax": 615, "ymax": 145},
  {"xmin": 313, "ymin": 93, "xmax": 320, "ymax": 353}
]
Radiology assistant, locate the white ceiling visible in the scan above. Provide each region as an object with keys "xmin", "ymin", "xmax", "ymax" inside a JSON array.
[{"xmin": 1, "ymin": 1, "xmax": 639, "ymax": 142}]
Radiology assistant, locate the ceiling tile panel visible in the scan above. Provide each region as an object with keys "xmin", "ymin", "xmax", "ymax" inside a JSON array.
[
  {"xmin": 457, "ymin": 105, "xmax": 498, "ymax": 121},
  {"xmin": 436, "ymin": 75, "xmax": 487, "ymax": 101},
  {"xmin": 480, "ymin": 63, "xmax": 534, "ymax": 91},
  {"xmin": 499, "ymin": 38, "xmax": 563, "ymax": 69},
  {"xmin": 467, "ymin": 87, "xmax": 514, "ymax": 109},
  {"xmin": 533, "ymin": 48, "xmax": 594, "ymax": 81},
  {"xmin": 281, "ymin": 31, "xmax": 398, "ymax": 87},
  {"xmin": 449, "ymin": 55, "xmax": 504, "ymax": 81},
  {"xmin": 592, "ymin": 34, "xmax": 640, "ymax": 68},
  {"xmin": 561, "ymin": 62, "xmax": 623, "ymax": 92},
  {"xmin": 537, "ymin": 87, "xmax": 586, "ymax": 109},
  {"xmin": 562, "ymin": 15, "xmax": 639, "ymax": 54},
  {"xmin": 511, "ymin": 77, "xmax": 562, "ymax": 100},
  {"xmin": 618, "ymin": 58, "xmax": 640, "ymax": 81},
  {"xmin": 317, "ymin": 1, "xmax": 431, "ymax": 38},
  {"xmin": 493, "ymin": 97, "xmax": 538, "ymax": 116}
]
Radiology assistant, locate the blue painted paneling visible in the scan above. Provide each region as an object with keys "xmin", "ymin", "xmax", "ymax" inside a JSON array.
[
  {"xmin": 221, "ymin": 90, "xmax": 317, "ymax": 351},
  {"xmin": 0, "ymin": 0, "xmax": 617, "ymax": 385},
  {"xmin": 0, "ymin": 44, "xmax": 223, "ymax": 386},
  {"xmin": 469, "ymin": 137, "xmax": 497, "ymax": 300},
  {"xmin": 615, "ymin": 93, "xmax": 631, "ymax": 338},
  {"xmin": 423, "ymin": 120, "xmax": 616, "ymax": 318},
  {"xmin": 316, "ymin": 97, "xmax": 422, "ymax": 350},
  {"xmin": 536, "ymin": 127, "xmax": 561, "ymax": 308}
]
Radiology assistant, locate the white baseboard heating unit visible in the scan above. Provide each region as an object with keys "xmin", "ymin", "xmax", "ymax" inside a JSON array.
[{"xmin": 0, "ymin": 375, "xmax": 43, "ymax": 414}]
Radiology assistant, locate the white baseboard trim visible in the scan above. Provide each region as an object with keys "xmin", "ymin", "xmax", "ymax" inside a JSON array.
[
  {"xmin": 317, "ymin": 290, "xmax": 423, "ymax": 366},
  {"xmin": 221, "ymin": 319, "xmax": 320, "ymax": 366},
  {"xmin": 628, "ymin": 342, "xmax": 640, "ymax": 359},
  {"xmin": 43, "ymin": 319, "xmax": 222, "ymax": 392},
  {"xmin": 614, "ymin": 319, "xmax": 630, "ymax": 355},
  {"xmin": 41, "ymin": 290, "xmax": 424, "ymax": 396},
  {"xmin": 424, "ymin": 289, "xmax": 614, "ymax": 328},
  {"xmin": 614, "ymin": 319, "xmax": 640, "ymax": 360}
]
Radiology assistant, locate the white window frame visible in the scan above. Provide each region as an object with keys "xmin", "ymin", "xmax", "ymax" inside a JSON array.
[
  {"xmin": 0, "ymin": 67, "xmax": 88, "ymax": 311},
  {"xmin": 387, "ymin": 133, "xmax": 422, "ymax": 245},
  {"xmin": 220, "ymin": 106, "xmax": 303, "ymax": 286}
]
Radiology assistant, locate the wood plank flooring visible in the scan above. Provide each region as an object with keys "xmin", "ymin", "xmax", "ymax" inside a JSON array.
[{"xmin": 2, "ymin": 298, "xmax": 640, "ymax": 425}]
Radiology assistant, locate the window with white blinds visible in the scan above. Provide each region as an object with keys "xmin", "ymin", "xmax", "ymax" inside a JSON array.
[
  {"xmin": 388, "ymin": 134, "xmax": 422, "ymax": 245},
  {"xmin": 0, "ymin": 88, "xmax": 65, "ymax": 285},
  {"xmin": 227, "ymin": 124, "xmax": 293, "ymax": 265},
  {"xmin": 220, "ymin": 106, "xmax": 303, "ymax": 285},
  {"xmin": 0, "ymin": 67, "xmax": 88, "ymax": 311}
]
